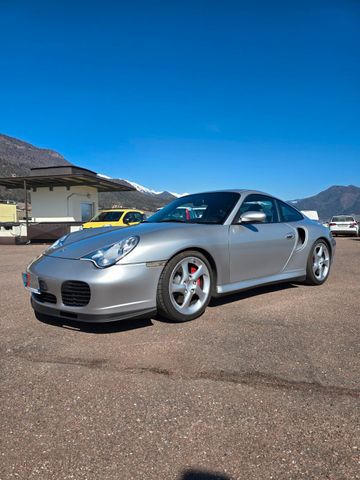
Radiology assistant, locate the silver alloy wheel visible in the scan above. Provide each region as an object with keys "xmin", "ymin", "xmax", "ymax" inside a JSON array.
[
  {"xmin": 312, "ymin": 242, "xmax": 330, "ymax": 281},
  {"xmin": 169, "ymin": 256, "xmax": 211, "ymax": 315}
]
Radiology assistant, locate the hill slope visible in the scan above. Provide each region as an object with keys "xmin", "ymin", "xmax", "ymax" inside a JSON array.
[
  {"xmin": 2, "ymin": 134, "xmax": 358, "ymax": 217},
  {"xmin": 291, "ymin": 185, "xmax": 360, "ymax": 220},
  {"xmin": 0, "ymin": 133, "xmax": 70, "ymax": 169},
  {"xmin": 99, "ymin": 188, "xmax": 177, "ymax": 211},
  {"xmin": 0, "ymin": 134, "xmax": 177, "ymax": 210},
  {"xmin": 0, "ymin": 134, "xmax": 71, "ymax": 203}
]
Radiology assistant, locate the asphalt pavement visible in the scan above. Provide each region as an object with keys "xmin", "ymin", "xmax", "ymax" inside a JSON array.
[{"xmin": 0, "ymin": 238, "xmax": 359, "ymax": 479}]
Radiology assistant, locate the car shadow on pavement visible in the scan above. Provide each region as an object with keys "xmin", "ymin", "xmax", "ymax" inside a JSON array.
[
  {"xmin": 208, "ymin": 282, "xmax": 298, "ymax": 308},
  {"xmin": 154, "ymin": 283, "xmax": 299, "ymax": 324},
  {"xmin": 35, "ymin": 283, "xmax": 299, "ymax": 331},
  {"xmin": 181, "ymin": 470, "xmax": 232, "ymax": 480},
  {"xmin": 35, "ymin": 312, "xmax": 154, "ymax": 334}
]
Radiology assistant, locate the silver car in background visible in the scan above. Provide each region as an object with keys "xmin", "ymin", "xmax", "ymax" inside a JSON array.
[{"xmin": 23, "ymin": 190, "xmax": 336, "ymax": 323}]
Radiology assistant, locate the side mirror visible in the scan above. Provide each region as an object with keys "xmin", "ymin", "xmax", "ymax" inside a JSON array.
[{"xmin": 238, "ymin": 211, "xmax": 266, "ymax": 224}]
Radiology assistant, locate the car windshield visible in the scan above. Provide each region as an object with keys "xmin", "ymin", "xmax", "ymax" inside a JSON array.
[
  {"xmin": 90, "ymin": 211, "xmax": 124, "ymax": 222},
  {"xmin": 332, "ymin": 216, "xmax": 355, "ymax": 222},
  {"xmin": 146, "ymin": 192, "xmax": 240, "ymax": 225}
]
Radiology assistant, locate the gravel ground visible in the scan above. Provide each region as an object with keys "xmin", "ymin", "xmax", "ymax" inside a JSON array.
[{"xmin": 0, "ymin": 238, "xmax": 359, "ymax": 480}]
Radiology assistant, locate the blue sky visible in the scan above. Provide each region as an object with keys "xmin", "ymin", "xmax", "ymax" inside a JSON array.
[{"xmin": 0, "ymin": 0, "xmax": 359, "ymax": 199}]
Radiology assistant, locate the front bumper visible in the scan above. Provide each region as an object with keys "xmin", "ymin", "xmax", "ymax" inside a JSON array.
[
  {"xmin": 31, "ymin": 298, "xmax": 156, "ymax": 323},
  {"xmin": 26, "ymin": 255, "xmax": 163, "ymax": 322}
]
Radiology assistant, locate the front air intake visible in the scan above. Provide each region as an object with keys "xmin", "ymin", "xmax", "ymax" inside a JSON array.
[
  {"xmin": 61, "ymin": 281, "xmax": 91, "ymax": 307},
  {"xmin": 34, "ymin": 292, "xmax": 57, "ymax": 304}
]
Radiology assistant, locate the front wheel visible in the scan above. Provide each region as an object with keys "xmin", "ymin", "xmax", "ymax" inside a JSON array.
[
  {"xmin": 156, "ymin": 251, "xmax": 213, "ymax": 322},
  {"xmin": 305, "ymin": 240, "xmax": 331, "ymax": 285}
]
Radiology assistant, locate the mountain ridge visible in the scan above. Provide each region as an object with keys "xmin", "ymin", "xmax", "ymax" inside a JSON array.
[
  {"xmin": 290, "ymin": 184, "xmax": 360, "ymax": 220},
  {"xmin": 0, "ymin": 133, "xmax": 70, "ymax": 168},
  {"xmin": 0, "ymin": 133, "xmax": 359, "ymax": 217},
  {"xmin": 0, "ymin": 134, "xmax": 180, "ymax": 210}
]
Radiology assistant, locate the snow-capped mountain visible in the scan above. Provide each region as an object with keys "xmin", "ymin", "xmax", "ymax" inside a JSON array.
[
  {"xmin": 97, "ymin": 175, "xmax": 187, "ymax": 198},
  {"xmin": 126, "ymin": 180, "xmax": 163, "ymax": 195},
  {"xmin": 124, "ymin": 179, "xmax": 188, "ymax": 198},
  {"xmin": 0, "ymin": 133, "xmax": 187, "ymax": 212},
  {"xmin": 96, "ymin": 175, "xmax": 189, "ymax": 212}
]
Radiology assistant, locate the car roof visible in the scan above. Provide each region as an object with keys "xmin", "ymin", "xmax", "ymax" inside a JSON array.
[
  {"xmin": 101, "ymin": 208, "xmax": 144, "ymax": 212},
  {"xmin": 182, "ymin": 189, "xmax": 274, "ymax": 197}
]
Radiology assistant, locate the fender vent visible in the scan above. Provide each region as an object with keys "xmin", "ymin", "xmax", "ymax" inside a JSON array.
[
  {"xmin": 296, "ymin": 228, "xmax": 306, "ymax": 248},
  {"xmin": 61, "ymin": 281, "xmax": 91, "ymax": 307}
]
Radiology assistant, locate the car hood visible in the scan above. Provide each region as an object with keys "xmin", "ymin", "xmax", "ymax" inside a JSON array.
[{"xmin": 45, "ymin": 222, "xmax": 208, "ymax": 260}]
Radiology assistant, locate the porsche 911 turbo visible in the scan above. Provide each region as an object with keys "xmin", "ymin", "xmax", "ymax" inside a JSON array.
[{"xmin": 23, "ymin": 190, "xmax": 335, "ymax": 323}]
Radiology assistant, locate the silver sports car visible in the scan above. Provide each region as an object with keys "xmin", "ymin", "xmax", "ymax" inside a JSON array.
[{"xmin": 23, "ymin": 190, "xmax": 335, "ymax": 323}]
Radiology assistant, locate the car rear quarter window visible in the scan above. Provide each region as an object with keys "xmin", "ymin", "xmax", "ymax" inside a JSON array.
[{"xmin": 278, "ymin": 201, "xmax": 303, "ymax": 222}]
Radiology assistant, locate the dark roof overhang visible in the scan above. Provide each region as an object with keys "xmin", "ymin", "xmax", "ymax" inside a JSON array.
[{"xmin": 0, "ymin": 173, "xmax": 134, "ymax": 192}]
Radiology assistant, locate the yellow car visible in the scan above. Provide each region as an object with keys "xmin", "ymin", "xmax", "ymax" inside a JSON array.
[{"xmin": 83, "ymin": 209, "xmax": 146, "ymax": 229}]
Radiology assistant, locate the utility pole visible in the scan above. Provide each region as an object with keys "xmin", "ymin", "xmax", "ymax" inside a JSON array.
[{"xmin": 24, "ymin": 180, "xmax": 29, "ymax": 233}]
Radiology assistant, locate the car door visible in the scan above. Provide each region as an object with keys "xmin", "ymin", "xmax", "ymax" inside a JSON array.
[{"xmin": 229, "ymin": 194, "xmax": 297, "ymax": 283}]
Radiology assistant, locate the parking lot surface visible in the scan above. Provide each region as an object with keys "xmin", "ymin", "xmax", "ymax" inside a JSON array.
[{"xmin": 1, "ymin": 238, "xmax": 359, "ymax": 480}]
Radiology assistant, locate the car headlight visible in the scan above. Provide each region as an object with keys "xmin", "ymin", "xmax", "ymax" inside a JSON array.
[
  {"xmin": 81, "ymin": 236, "xmax": 139, "ymax": 268},
  {"xmin": 45, "ymin": 234, "xmax": 69, "ymax": 253}
]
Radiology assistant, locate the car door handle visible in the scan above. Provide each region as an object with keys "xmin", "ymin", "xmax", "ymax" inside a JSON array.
[{"xmin": 286, "ymin": 233, "xmax": 295, "ymax": 239}]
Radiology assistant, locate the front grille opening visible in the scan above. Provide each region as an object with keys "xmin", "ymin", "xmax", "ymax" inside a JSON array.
[
  {"xmin": 61, "ymin": 281, "xmax": 91, "ymax": 307},
  {"xmin": 34, "ymin": 292, "xmax": 57, "ymax": 304}
]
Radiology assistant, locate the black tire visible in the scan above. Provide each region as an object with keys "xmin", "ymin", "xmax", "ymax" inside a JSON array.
[
  {"xmin": 305, "ymin": 240, "xmax": 331, "ymax": 286},
  {"xmin": 157, "ymin": 250, "xmax": 213, "ymax": 322}
]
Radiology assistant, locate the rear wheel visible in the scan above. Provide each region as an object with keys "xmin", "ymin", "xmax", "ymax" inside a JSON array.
[
  {"xmin": 305, "ymin": 240, "xmax": 331, "ymax": 285},
  {"xmin": 157, "ymin": 251, "xmax": 213, "ymax": 322}
]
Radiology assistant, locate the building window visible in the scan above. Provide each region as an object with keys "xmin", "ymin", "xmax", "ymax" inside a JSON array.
[{"xmin": 81, "ymin": 203, "xmax": 94, "ymax": 222}]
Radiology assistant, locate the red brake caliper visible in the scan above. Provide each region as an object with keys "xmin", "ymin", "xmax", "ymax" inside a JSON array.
[{"xmin": 190, "ymin": 266, "xmax": 201, "ymax": 286}]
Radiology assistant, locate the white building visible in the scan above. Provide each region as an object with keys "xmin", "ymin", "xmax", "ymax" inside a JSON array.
[
  {"xmin": 31, "ymin": 184, "xmax": 99, "ymax": 222},
  {"xmin": 0, "ymin": 165, "xmax": 134, "ymax": 243}
]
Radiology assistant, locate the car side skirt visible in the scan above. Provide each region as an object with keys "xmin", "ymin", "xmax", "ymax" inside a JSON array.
[{"xmin": 216, "ymin": 270, "xmax": 306, "ymax": 295}]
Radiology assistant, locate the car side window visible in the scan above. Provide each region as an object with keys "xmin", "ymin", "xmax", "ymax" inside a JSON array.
[
  {"xmin": 123, "ymin": 212, "xmax": 133, "ymax": 223},
  {"xmin": 237, "ymin": 194, "xmax": 279, "ymax": 223},
  {"xmin": 277, "ymin": 201, "xmax": 303, "ymax": 222},
  {"xmin": 131, "ymin": 212, "xmax": 143, "ymax": 223},
  {"xmin": 124, "ymin": 212, "xmax": 142, "ymax": 223}
]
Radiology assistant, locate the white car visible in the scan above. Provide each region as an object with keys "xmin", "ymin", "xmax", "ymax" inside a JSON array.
[{"xmin": 329, "ymin": 215, "xmax": 359, "ymax": 237}]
